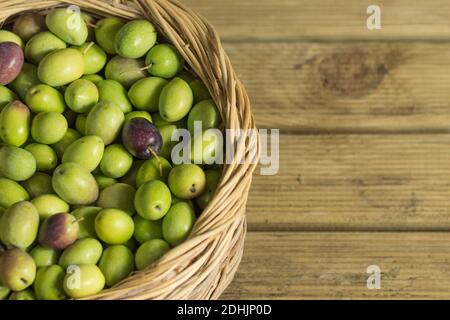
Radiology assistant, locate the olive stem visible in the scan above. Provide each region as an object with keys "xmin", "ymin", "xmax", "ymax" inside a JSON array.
[
  {"xmin": 87, "ymin": 22, "xmax": 98, "ymax": 29},
  {"xmin": 74, "ymin": 217, "xmax": 85, "ymax": 224},
  {"xmin": 147, "ymin": 147, "xmax": 163, "ymax": 176},
  {"xmin": 83, "ymin": 42, "xmax": 95, "ymax": 55},
  {"xmin": 140, "ymin": 64, "xmax": 153, "ymax": 71}
]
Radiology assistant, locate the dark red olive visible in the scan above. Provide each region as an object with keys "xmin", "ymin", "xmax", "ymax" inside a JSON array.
[
  {"xmin": 0, "ymin": 42, "xmax": 24, "ymax": 85},
  {"xmin": 122, "ymin": 118, "xmax": 163, "ymax": 159}
]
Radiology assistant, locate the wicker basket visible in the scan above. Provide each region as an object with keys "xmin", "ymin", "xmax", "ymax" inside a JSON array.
[{"xmin": 0, "ymin": 0, "xmax": 258, "ymax": 300}]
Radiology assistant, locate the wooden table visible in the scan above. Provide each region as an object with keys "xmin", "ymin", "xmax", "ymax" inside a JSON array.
[{"xmin": 184, "ymin": 0, "xmax": 450, "ymax": 299}]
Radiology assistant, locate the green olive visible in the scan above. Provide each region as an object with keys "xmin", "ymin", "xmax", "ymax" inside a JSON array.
[
  {"xmin": 190, "ymin": 79, "xmax": 212, "ymax": 104},
  {"xmin": 65, "ymin": 79, "xmax": 99, "ymax": 113},
  {"xmin": 38, "ymin": 48, "xmax": 85, "ymax": 87},
  {"xmin": 12, "ymin": 13, "xmax": 47, "ymax": 42},
  {"xmin": 0, "ymin": 249, "xmax": 36, "ymax": 291},
  {"xmin": 0, "ymin": 146, "xmax": 36, "ymax": 181},
  {"xmin": 162, "ymin": 201, "xmax": 196, "ymax": 246},
  {"xmin": 95, "ymin": 174, "xmax": 117, "ymax": 190},
  {"xmin": 0, "ymin": 178, "xmax": 30, "ymax": 208},
  {"xmin": 51, "ymin": 128, "xmax": 81, "ymax": 158},
  {"xmin": 0, "ymin": 30, "xmax": 24, "ymax": 48},
  {"xmin": 0, "ymin": 101, "xmax": 31, "ymax": 147},
  {"xmin": 168, "ymin": 164, "xmax": 206, "ymax": 199},
  {"xmin": 59, "ymin": 238, "xmax": 103, "ymax": 269},
  {"xmin": 95, "ymin": 17, "xmax": 125, "ymax": 55},
  {"xmin": 21, "ymin": 172, "xmax": 54, "ymax": 198},
  {"xmin": 9, "ymin": 63, "xmax": 40, "ymax": 101},
  {"xmin": 100, "ymin": 144, "xmax": 133, "ymax": 178},
  {"xmin": 75, "ymin": 114, "xmax": 87, "ymax": 135},
  {"xmin": 24, "ymin": 143, "xmax": 58, "ymax": 171},
  {"xmin": 94, "ymin": 208, "xmax": 134, "ymax": 245},
  {"xmin": 31, "ymin": 194, "xmax": 69, "ymax": 220},
  {"xmin": 196, "ymin": 169, "xmax": 221, "ymax": 209},
  {"xmin": 71, "ymin": 206, "xmax": 102, "ymax": 239},
  {"xmin": 52, "ymin": 162, "xmax": 99, "ymax": 205},
  {"xmin": 0, "ymin": 285, "xmax": 9, "ymax": 300},
  {"xmin": 45, "ymin": 8, "xmax": 88, "ymax": 46},
  {"xmin": 159, "ymin": 77, "xmax": 193, "ymax": 122},
  {"xmin": 135, "ymin": 180, "xmax": 171, "ymax": 221},
  {"xmin": 24, "ymin": 31, "xmax": 67, "ymax": 64},
  {"xmin": 73, "ymin": 42, "xmax": 107, "ymax": 75},
  {"xmin": 128, "ymin": 77, "xmax": 168, "ymax": 112},
  {"xmin": 9, "ymin": 289, "xmax": 36, "ymax": 300},
  {"xmin": 0, "ymin": 201, "xmax": 39, "ymax": 249},
  {"xmin": 98, "ymin": 245, "xmax": 135, "ymax": 287},
  {"xmin": 187, "ymin": 99, "xmax": 221, "ymax": 133},
  {"xmin": 158, "ymin": 124, "xmax": 177, "ymax": 159},
  {"xmin": 97, "ymin": 183, "xmax": 136, "ymax": 215},
  {"xmin": 26, "ymin": 84, "xmax": 66, "ymax": 113},
  {"xmin": 62, "ymin": 135, "xmax": 104, "ymax": 172},
  {"xmin": 145, "ymin": 44, "xmax": 184, "ymax": 79},
  {"xmin": 135, "ymin": 157, "xmax": 172, "ymax": 187},
  {"xmin": 114, "ymin": 20, "xmax": 157, "ymax": 59},
  {"xmin": 105, "ymin": 56, "xmax": 147, "ymax": 88},
  {"xmin": 133, "ymin": 215, "xmax": 163, "ymax": 244},
  {"xmin": 30, "ymin": 245, "xmax": 59, "ymax": 267},
  {"xmin": 81, "ymin": 74, "xmax": 104, "ymax": 84},
  {"xmin": 85, "ymin": 101, "xmax": 125, "ymax": 145},
  {"xmin": 124, "ymin": 111, "xmax": 153, "ymax": 123},
  {"xmin": 135, "ymin": 239, "xmax": 170, "ymax": 270},
  {"xmin": 31, "ymin": 112, "xmax": 68, "ymax": 144},
  {"xmin": 0, "ymin": 85, "xmax": 18, "ymax": 109},
  {"xmin": 97, "ymin": 80, "xmax": 132, "ymax": 113},
  {"xmin": 63, "ymin": 264, "xmax": 105, "ymax": 299},
  {"xmin": 34, "ymin": 265, "xmax": 66, "ymax": 300}
]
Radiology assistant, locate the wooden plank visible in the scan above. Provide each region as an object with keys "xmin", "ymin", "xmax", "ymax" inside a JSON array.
[
  {"xmin": 224, "ymin": 41, "xmax": 450, "ymax": 133},
  {"xmin": 247, "ymin": 134, "xmax": 450, "ymax": 231},
  {"xmin": 222, "ymin": 232, "xmax": 450, "ymax": 299},
  {"xmin": 184, "ymin": 0, "xmax": 450, "ymax": 41}
]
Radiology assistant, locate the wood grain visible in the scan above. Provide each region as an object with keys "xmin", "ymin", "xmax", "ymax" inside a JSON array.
[
  {"xmin": 184, "ymin": 0, "xmax": 450, "ymax": 41},
  {"xmin": 224, "ymin": 42, "xmax": 450, "ymax": 133},
  {"xmin": 222, "ymin": 232, "xmax": 450, "ymax": 299},
  {"xmin": 182, "ymin": 0, "xmax": 450, "ymax": 300},
  {"xmin": 247, "ymin": 134, "xmax": 450, "ymax": 231}
]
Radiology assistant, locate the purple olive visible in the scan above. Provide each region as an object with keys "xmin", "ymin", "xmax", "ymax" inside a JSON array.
[
  {"xmin": 38, "ymin": 213, "xmax": 79, "ymax": 250},
  {"xmin": 122, "ymin": 118, "xmax": 162, "ymax": 159},
  {"xmin": 0, "ymin": 42, "xmax": 24, "ymax": 85}
]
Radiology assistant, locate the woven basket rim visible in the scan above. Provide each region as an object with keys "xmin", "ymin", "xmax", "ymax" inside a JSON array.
[{"xmin": 0, "ymin": 0, "xmax": 259, "ymax": 300}]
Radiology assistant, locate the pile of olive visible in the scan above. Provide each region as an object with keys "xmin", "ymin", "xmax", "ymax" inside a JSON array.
[{"xmin": 0, "ymin": 8, "xmax": 222, "ymax": 300}]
